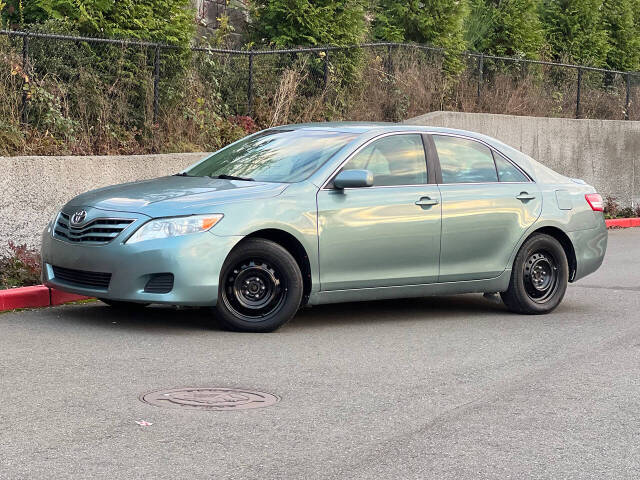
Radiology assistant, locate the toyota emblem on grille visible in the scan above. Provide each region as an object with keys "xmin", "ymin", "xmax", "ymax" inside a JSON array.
[{"xmin": 70, "ymin": 210, "xmax": 87, "ymax": 226}]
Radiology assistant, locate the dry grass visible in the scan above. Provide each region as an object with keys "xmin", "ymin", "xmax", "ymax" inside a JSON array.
[
  {"xmin": 0, "ymin": 40, "xmax": 637, "ymax": 156},
  {"xmin": 270, "ymin": 63, "xmax": 308, "ymax": 126}
]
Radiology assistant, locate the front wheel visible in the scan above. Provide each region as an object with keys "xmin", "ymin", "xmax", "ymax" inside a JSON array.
[
  {"xmin": 501, "ymin": 233, "xmax": 569, "ymax": 314},
  {"xmin": 215, "ymin": 238, "xmax": 303, "ymax": 332}
]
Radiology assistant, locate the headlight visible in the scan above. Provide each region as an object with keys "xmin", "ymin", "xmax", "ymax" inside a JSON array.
[{"xmin": 125, "ymin": 214, "xmax": 223, "ymax": 244}]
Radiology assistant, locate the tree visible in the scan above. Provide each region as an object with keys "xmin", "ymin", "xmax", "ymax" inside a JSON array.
[
  {"xmin": 26, "ymin": 0, "xmax": 194, "ymax": 45},
  {"xmin": 601, "ymin": 0, "xmax": 640, "ymax": 71},
  {"xmin": 540, "ymin": 0, "xmax": 609, "ymax": 67},
  {"xmin": 466, "ymin": 0, "xmax": 545, "ymax": 59},
  {"xmin": 249, "ymin": 0, "xmax": 367, "ymax": 47},
  {"xmin": 372, "ymin": 0, "xmax": 469, "ymax": 72}
]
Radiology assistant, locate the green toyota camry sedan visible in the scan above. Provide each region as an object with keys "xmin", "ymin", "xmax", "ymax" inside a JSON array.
[{"xmin": 41, "ymin": 123, "xmax": 607, "ymax": 332}]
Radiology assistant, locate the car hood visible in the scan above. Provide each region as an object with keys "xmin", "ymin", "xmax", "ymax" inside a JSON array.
[{"xmin": 65, "ymin": 176, "xmax": 288, "ymax": 217}]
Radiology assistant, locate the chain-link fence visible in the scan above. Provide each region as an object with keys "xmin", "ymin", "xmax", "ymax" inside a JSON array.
[{"xmin": 1, "ymin": 29, "xmax": 639, "ymax": 154}]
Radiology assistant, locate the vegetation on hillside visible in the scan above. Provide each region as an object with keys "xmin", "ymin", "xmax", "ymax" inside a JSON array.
[
  {"xmin": 0, "ymin": 0, "xmax": 639, "ymax": 156},
  {"xmin": 466, "ymin": 0, "xmax": 545, "ymax": 59},
  {"xmin": 372, "ymin": 0, "xmax": 468, "ymax": 73}
]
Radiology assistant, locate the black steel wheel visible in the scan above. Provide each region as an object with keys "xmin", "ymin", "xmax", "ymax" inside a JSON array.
[
  {"xmin": 522, "ymin": 251, "xmax": 559, "ymax": 303},
  {"xmin": 501, "ymin": 233, "xmax": 569, "ymax": 314},
  {"xmin": 215, "ymin": 238, "xmax": 303, "ymax": 332},
  {"xmin": 223, "ymin": 259, "xmax": 286, "ymax": 320}
]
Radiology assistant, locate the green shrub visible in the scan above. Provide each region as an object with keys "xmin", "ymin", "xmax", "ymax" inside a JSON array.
[
  {"xmin": 32, "ymin": 0, "xmax": 194, "ymax": 44},
  {"xmin": 601, "ymin": 0, "xmax": 640, "ymax": 72},
  {"xmin": 249, "ymin": 0, "xmax": 367, "ymax": 47},
  {"xmin": 248, "ymin": 0, "xmax": 367, "ymax": 84},
  {"xmin": 466, "ymin": 0, "xmax": 545, "ymax": 59},
  {"xmin": 372, "ymin": 0, "xmax": 468, "ymax": 74},
  {"xmin": 540, "ymin": 0, "xmax": 610, "ymax": 67}
]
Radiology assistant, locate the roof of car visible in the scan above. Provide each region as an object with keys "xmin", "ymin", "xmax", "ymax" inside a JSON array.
[
  {"xmin": 273, "ymin": 122, "xmax": 394, "ymax": 133},
  {"xmin": 272, "ymin": 121, "xmax": 489, "ymax": 139}
]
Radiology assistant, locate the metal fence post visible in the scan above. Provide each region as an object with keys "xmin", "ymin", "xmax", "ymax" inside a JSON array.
[
  {"xmin": 477, "ymin": 53, "xmax": 484, "ymax": 100},
  {"xmin": 576, "ymin": 67, "xmax": 582, "ymax": 119},
  {"xmin": 386, "ymin": 45, "xmax": 393, "ymax": 76},
  {"xmin": 625, "ymin": 73, "xmax": 631, "ymax": 121},
  {"xmin": 323, "ymin": 47, "xmax": 329, "ymax": 89},
  {"xmin": 247, "ymin": 50, "xmax": 254, "ymax": 116},
  {"xmin": 520, "ymin": 59, "xmax": 527, "ymax": 79},
  {"xmin": 153, "ymin": 44, "xmax": 160, "ymax": 124},
  {"xmin": 21, "ymin": 34, "xmax": 29, "ymax": 125}
]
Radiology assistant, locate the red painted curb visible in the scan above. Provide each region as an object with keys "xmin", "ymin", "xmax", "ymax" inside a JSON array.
[
  {"xmin": 606, "ymin": 218, "xmax": 640, "ymax": 228},
  {"xmin": 50, "ymin": 289, "xmax": 91, "ymax": 306},
  {"xmin": 0, "ymin": 285, "xmax": 51, "ymax": 311},
  {"xmin": 0, "ymin": 285, "xmax": 92, "ymax": 312}
]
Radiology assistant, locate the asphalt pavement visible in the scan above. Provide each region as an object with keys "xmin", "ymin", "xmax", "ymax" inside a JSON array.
[{"xmin": 1, "ymin": 229, "xmax": 639, "ymax": 479}]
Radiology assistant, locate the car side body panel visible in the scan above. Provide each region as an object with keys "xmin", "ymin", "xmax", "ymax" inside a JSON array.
[
  {"xmin": 438, "ymin": 182, "xmax": 542, "ymax": 282},
  {"xmin": 207, "ymin": 181, "xmax": 322, "ymax": 295},
  {"xmin": 317, "ymin": 185, "xmax": 442, "ymax": 290},
  {"xmin": 307, "ymin": 272, "xmax": 512, "ymax": 305},
  {"xmin": 503, "ymin": 182, "xmax": 607, "ymax": 283}
]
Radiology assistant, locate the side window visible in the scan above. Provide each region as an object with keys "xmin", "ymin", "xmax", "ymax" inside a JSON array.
[
  {"xmin": 341, "ymin": 134, "xmax": 427, "ymax": 186},
  {"xmin": 494, "ymin": 153, "xmax": 529, "ymax": 182},
  {"xmin": 433, "ymin": 135, "xmax": 498, "ymax": 184}
]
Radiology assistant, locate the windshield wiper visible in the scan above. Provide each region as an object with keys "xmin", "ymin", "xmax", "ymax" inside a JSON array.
[
  {"xmin": 210, "ymin": 174, "xmax": 255, "ymax": 181},
  {"xmin": 173, "ymin": 172, "xmax": 194, "ymax": 176}
]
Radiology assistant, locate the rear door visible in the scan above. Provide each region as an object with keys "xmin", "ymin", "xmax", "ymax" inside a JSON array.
[{"xmin": 430, "ymin": 134, "xmax": 542, "ymax": 282}]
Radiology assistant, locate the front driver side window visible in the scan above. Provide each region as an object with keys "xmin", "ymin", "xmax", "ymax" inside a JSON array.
[{"xmin": 341, "ymin": 134, "xmax": 428, "ymax": 186}]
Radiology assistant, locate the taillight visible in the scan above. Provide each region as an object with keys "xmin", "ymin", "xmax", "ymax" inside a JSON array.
[{"xmin": 585, "ymin": 193, "xmax": 604, "ymax": 211}]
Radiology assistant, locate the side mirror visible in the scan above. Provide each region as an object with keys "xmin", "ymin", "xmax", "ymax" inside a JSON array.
[{"xmin": 333, "ymin": 169, "xmax": 374, "ymax": 189}]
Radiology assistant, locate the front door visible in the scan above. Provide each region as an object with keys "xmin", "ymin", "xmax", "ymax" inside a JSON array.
[
  {"xmin": 431, "ymin": 134, "xmax": 542, "ymax": 282},
  {"xmin": 317, "ymin": 133, "xmax": 441, "ymax": 291}
]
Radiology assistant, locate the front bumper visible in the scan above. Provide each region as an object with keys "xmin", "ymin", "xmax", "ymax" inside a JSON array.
[{"xmin": 41, "ymin": 225, "xmax": 242, "ymax": 306}]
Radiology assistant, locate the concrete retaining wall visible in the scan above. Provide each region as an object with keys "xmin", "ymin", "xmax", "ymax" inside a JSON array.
[
  {"xmin": 1, "ymin": 153, "xmax": 205, "ymax": 253},
  {"xmin": 405, "ymin": 111, "xmax": 640, "ymax": 207}
]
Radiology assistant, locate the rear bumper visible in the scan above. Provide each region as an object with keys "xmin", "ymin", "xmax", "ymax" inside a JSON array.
[
  {"xmin": 568, "ymin": 221, "xmax": 608, "ymax": 282},
  {"xmin": 41, "ymin": 227, "xmax": 242, "ymax": 306}
]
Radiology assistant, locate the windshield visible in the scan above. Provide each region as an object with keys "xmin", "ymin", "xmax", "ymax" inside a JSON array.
[{"xmin": 186, "ymin": 129, "xmax": 358, "ymax": 183}]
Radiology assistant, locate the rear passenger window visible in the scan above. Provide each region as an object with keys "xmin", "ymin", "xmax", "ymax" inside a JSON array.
[
  {"xmin": 494, "ymin": 154, "xmax": 529, "ymax": 182},
  {"xmin": 433, "ymin": 135, "xmax": 498, "ymax": 184}
]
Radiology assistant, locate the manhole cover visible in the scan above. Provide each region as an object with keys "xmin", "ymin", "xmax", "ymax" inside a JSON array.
[{"xmin": 140, "ymin": 387, "xmax": 279, "ymax": 411}]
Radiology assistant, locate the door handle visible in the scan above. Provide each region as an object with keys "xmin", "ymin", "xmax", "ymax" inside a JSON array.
[
  {"xmin": 515, "ymin": 192, "xmax": 536, "ymax": 202},
  {"xmin": 415, "ymin": 197, "xmax": 439, "ymax": 207}
]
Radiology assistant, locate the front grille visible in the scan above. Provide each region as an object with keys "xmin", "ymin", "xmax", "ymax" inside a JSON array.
[
  {"xmin": 54, "ymin": 213, "xmax": 135, "ymax": 244},
  {"xmin": 52, "ymin": 265, "xmax": 112, "ymax": 290},
  {"xmin": 144, "ymin": 273, "xmax": 174, "ymax": 294}
]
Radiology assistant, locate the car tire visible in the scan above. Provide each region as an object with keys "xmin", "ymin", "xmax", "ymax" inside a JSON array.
[
  {"xmin": 215, "ymin": 238, "xmax": 303, "ymax": 332},
  {"xmin": 501, "ymin": 233, "xmax": 569, "ymax": 314},
  {"xmin": 99, "ymin": 299, "xmax": 150, "ymax": 309}
]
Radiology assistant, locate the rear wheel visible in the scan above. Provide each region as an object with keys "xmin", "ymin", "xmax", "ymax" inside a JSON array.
[
  {"xmin": 501, "ymin": 233, "xmax": 569, "ymax": 314},
  {"xmin": 215, "ymin": 238, "xmax": 303, "ymax": 332},
  {"xmin": 99, "ymin": 299, "xmax": 149, "ymax": 309}
]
